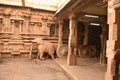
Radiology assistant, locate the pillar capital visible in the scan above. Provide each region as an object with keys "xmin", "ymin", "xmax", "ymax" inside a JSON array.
[
  {"xmin": 59, "ymin": 19, "xmax": 64, "ymax": 24},
  {"xmin": 69, "ymin": 13, "xmax": 78, "ymax": 21},
  {"xmin": 23, "ymin": 15, "xmax": 31, "ymax": 19},
  {"xmin": 19, "ymin": 20, "xmax": 23, "ymax": 24}
]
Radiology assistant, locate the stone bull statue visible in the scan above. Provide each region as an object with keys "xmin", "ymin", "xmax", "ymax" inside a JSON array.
[{"xmin": 34, "ymin": 38, "xmax": 56, "ymax": 60}]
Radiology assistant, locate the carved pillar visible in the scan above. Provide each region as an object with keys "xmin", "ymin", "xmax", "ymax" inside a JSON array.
[
  {"xmin": 67, "ymin": 14, "xmax": 78, "ymax": 66},
  {"xmin": 100, "ymin": 19, "xmax": 107, "ymax": 64},
  {"xmin": 58, "ymin": 20, "xmax": 63, "ymax": 46},
  {"xmin": 105, "ymin": 0, "xmax": 120, "ymax": 80},
  {"xmin": 29, "ymin": 22, "xmax": 35, "ymax": 34},
  {"xmin": 11, "ymin": 19, "xmax": 15, "ymax": 34},
  {"xmin": 0, "ymin": 19, "xmax": 3, "ymax": 33},
  {"xmin": 19, "ymin": 20, "xmax": 23, "ymax": 34},
  {"xmin": 4, "ymin": 14, "xmax": 10, "ymax": 32},
  {"xmin": 42, "ymin": 17, "xmax": 48, "ymax": 35},
  {"xmin": 83, "ymin": 22, "xmax": 89, "ymax": 45},
  {"xmin": 54, "ymin": 24, "xmax": 59, "ymax": 37},
  {"xmin": 0, "ymin": 39, "xmax": 3, "ymax": 60},
  {"xmin": 24, "ymin": 15, "xmax": 30, "ymax": 34}
]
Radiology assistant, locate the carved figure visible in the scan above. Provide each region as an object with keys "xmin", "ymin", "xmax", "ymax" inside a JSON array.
[{"xmin": 35, "ymin": 38, "xmax": 56, "ymax": 60}]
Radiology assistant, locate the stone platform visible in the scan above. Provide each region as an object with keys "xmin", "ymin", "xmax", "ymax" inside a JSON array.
[{"xmin": 55, "ymin": 58, "xmax": 106, "ymax": 80}]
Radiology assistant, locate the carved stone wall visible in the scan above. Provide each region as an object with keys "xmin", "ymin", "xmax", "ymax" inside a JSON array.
[
  {"xmin": 0, "ymin": 5, "xmax": 56, "ymax": 35},
  {"xmin": 0, "ymin": 5, "xmax": 57, "ymax": 58}
]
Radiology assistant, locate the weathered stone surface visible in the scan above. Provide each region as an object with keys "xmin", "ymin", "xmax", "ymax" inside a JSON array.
[
  {"xmin": 106, "ymin": 0, "xmax": 120, "ymax": 80},
  {"xmin": 0, "ymin": 5, "xmax": 56, "ymax": 58}
]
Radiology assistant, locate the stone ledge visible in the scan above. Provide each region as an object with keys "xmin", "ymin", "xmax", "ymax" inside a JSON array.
[{"xmin": 55, "ymin": 58, "xmax": 78, "ymax": 80}]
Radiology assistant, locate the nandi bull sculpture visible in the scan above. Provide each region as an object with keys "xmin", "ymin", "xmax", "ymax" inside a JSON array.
[{"xmin": 34, "ymin": 38, "xmax": 56, "ymax": 60}]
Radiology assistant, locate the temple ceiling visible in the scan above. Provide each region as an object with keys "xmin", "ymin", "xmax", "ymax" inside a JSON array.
[{"xmin": 55, "ymin": 0, "xmax": 107, "ymax": 23}]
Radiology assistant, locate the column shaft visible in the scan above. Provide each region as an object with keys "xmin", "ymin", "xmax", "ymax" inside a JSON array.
[
  {"xmin": 58, "ymin": 20, "xmax": 63, "ymax": 46},
  {"xmin": 11, "ymin": 20, "xmax": 15, "ymax": 34},
  {"xmin": 67, "ymin": 14, "xmax": 78, "ymax": 66},
  {"xmin": 100, "ymin": 20, "xmax": 107, "ymax": 64},
  {"xmin": 4, "ymin": 15, "xmax": 10, "ymax": 32},
  {"xmin": 83, "ymin": 23, "xmax": 89, "ymax": 45}
]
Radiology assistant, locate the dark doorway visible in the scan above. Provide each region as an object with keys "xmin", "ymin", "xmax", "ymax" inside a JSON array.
[{"xmin": 88, "ymin": 25, "xmax": 102, "ymax": 57}]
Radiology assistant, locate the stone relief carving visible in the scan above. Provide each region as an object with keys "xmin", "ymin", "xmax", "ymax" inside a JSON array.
[
  {"xmin": 0, "ymin": 18, "xmax": 3, "ymax": 32},
  {"xmin": 0, "ymin": 5, "xmax": 56, "ymax": 58},
  {"xmin": 41, "ymin": 16, "xmax": 48, "ymax": 22},
  {"xmin": 4, "ymin": 8, "xmax": 13, "ymax": 15}
]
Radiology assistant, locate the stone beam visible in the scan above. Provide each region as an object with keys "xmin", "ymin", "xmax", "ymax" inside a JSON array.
[
  {"xmin": 73, "ymin": 0, "xmax": 103, "ymax": 13},
  {"xmin": 83, "ymin": 6, "xmax": 107, "ymax": 16},
  {"xmin": 56, "ymin": 0, "xmax": 83, "ymax": 19},
  {"xmin": 56, "ymin": 0, "xmax": 103, "ymax": 19}
]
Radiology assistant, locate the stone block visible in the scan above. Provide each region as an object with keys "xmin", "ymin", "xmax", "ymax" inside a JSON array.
[
  {"xmin": 106, "ymin": 48, "xmax": 116, "ymax": 58},
  {"xmin": 107, "ymin": 40, "xmax": 116, "ymax": 49}
]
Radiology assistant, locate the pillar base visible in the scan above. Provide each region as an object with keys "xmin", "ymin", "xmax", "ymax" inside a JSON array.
[
  {"xmin": 67, "ymin": 54, "xmax": 77, "ymax": 66},
  {"xmin": 105, "ymin": 72, "xmax": 119, "ymax": 80}
]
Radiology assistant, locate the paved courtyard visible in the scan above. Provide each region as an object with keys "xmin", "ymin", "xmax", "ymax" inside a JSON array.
[{"xmin": 0, "ymin": 59, "xmax": 70, "ymax": 80}]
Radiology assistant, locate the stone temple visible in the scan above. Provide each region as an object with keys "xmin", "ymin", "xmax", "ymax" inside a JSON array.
[{"xmin": 0, "ymin": 0, "xmax": 120, "ymax": 80}]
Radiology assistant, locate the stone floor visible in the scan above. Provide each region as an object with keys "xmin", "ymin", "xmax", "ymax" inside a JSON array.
[
  {"xmin": 0, "ymin": 59, "xmax": 70, "ymax": 80},
  {"xmin": 55, "ymin": 58, "xmax": 107, "ymax": 80}
]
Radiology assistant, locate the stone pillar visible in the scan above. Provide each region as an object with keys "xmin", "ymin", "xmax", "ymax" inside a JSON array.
[
  {"xmin": 24, "ymin": 15, "xmax": 30, "ymax": 34},
  {"xmin": 83, "ymin": 22, "xmax": 89, "ymax": 45},
  {"xmin": 4, "ymin": 14, "xmax": 10, "ymax": 33},
  {"xmin": 58, "ymin": 19, "xmax": 63, "ymax": 46},
  {"xmin": 19, "ymin": 20, "xmax": 23, "ymax": 34},
  {"xmin": 105, "ymin": 0, "xmax": 120, "ymax": 80},
  {"xmin": 67, "ymin": 14, "xmax": 78, "ymax": 66},
  {"xmin": 0, "ymin": 38, "xmax": 3, "ymax": 60},
  {"xmin": 0, "ymin": 19, "xmax": 3, "ymax": 33},
  {"xmin": 54, "ymin": 24, "xmax": 59, "ymax": 37},
  {"xmin": 11, "ymin": 19, "xmax": 15, "ymax": 34},
  {"xmin": 100, "ymin": 19, "xmax": 107, "ymax": 64}
]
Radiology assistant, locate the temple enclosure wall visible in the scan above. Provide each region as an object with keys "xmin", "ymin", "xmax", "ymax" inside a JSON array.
[{"xmin": 0, "ymin": 4, "xmax": 58, "ymax": 58}]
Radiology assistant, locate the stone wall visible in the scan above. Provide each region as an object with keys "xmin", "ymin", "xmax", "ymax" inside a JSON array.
[
  {"xmin": 0, "ymin": 4, "xmax": 57, "ymax": 58},
  {"xmin": 0, "ymin": 4, "xmax": 56, "ymax": 35}
]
